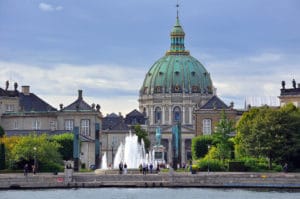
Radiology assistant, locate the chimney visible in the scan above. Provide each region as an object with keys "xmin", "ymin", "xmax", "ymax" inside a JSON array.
[
  {"xmin": 5, "ymin": 80, "xmax": 9, "ymax": 90},
  {"xmin": 22, "ymin": 86, "xmax": 30, "ymax": 95},
  {"xmin": 78, "ymin": 90, "xmax": 83, "ymax": 100},
  {"xmin": 230, "ymin": 101, "xmax": 234, "ymax": 109}
]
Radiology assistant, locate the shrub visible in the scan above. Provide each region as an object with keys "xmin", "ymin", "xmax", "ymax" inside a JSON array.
[
  {"xmin": 191, "ymin": 135, "xmax": 213, "ymax": 160},
  {"xmin": 273, "ymin": 165, "xmax": 283, "ymax": 172},
  {"xmin": 238, "ymin": 157, "xmax": 270, "ymax": 171},
  {"xmin": 197, "ymin": 159, "xmax": 226, "ymax": 171},
  {"xmin": 39, "ymin": 162, "xmax": 63, "ymax": 172},
  {"xmin": 228, "ymin": 161, "xmax": 246, "ymax": 171}
]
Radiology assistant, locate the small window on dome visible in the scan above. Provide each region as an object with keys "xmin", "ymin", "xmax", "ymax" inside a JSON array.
[
  {"xmin": 155, "ymin": 86, "xmax": 162, "ymax": 93},
  {"xmin": 159, "ymin": 71, "xmax": 163, "ymax": 75},
  {"xmin": 192, "ymin": 86, "xmax": 199, "ymax": 93},
  {"xmin": 148, "ymin": 73, "xmax": 152, "ymax": 76},
  {"xmin": 143, "ymin": 87, "xmax": 148, "ymax": 94},
  {"xmin": 191, "ymin": 71, "xmax": 196, "ymax": 76},
  {"xmin": 173, "ymin": 85, "xmax": 181, "ymax": 93},
  {"xmin": 175, "ymin": 71, "xmax": 179, "ymax": 75}
]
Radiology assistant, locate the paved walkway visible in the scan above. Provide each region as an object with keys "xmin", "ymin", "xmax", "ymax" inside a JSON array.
[{"xmin": 1, "ymin": 171, "xmax": 300, "ymax": 189}]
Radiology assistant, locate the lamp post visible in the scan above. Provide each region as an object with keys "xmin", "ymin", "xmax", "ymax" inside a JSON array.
[
  {"xmin": 207, "ymin": 145, "xmax": 210, "ymax": 173},
  {"xmin": 33, "ymin": 147, "xmax": 37, "ymax": 174}
]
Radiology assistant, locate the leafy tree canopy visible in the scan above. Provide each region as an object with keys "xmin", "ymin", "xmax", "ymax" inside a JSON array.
[
  {"xmin": 236, "ymin": 104, "xmax": 300, "ymax": 169},
  {"xmin": 134, "ymin": 125, "xmax": 150, "ymax": 152}
]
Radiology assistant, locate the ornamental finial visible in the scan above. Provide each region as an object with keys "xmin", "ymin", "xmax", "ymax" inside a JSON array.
[{"xmin": 176, "ymin": 1, "xmax": 179, "ymax": 19}]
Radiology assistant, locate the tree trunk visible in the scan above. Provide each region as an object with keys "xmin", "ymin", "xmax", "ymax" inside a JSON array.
[{"xmin": 269, "ymin": 156, "xmax": 272, "ymax": 170}]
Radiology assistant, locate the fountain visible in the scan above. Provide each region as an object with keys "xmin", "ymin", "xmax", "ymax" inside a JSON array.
[
  {"xmin": 113, "ymin": 132, "xmax": 149, "ymax": 169},
  {"xmin": 101, "ymin": 152, "xmax": 108, "ymax": 169}
]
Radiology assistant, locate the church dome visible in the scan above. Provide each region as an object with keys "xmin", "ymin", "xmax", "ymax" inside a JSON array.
[{"xmin": 140, "ymin": 17, "xmax": 213, "ymax": 95}]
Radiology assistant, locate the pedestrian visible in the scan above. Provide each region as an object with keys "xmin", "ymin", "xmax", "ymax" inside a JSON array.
[
  {"xmin": 118, "ymin": 162, "xmax": 123, "ymax": 174},
  {"xmin": 156, "ymin": 164, "xmax": 160, "ymax": 173},
  {"xmin": 142, "ymin": 162, "xmax": 146, "ymax": 175},
  {"xmin": 139, "ymin": 164, "xmax": 142, "ymax": 174},
  {"xmin": 124, "ymin": 163, "xmax": 127, "ymax": 174},
  {"xmin": 149, "ymin": 163, "xmax": 153, "ymax": 174},
  {"xmin": 32, "ymin": 164, "xmax": 36, "ymax": 175},
  {"xmin": 283, "ymin": 163, "xmax": 288, "ymax": 173},
  {"xmin": 24, "ymin": 163, "xmax": 29, "ymax": 176}
]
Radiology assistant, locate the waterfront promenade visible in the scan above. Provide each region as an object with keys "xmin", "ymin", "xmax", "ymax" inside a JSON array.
[{"xmin": 0, "ymin": 171, "xmax": 300, "ymax": 189}]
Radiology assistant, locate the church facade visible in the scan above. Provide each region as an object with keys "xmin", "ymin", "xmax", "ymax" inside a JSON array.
[{"xmin": 138, "ymin": 13, "xmax": 234, "ymax": 165}]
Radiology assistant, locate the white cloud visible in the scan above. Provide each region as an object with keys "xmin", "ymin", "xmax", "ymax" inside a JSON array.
[
  {"xmin": 1, "ymin": 51, "xmax": 299, "ymax": 113},
  {"xmin": 39, "ymin": 3, "xmax": 63, "ymax": 12},
  {"xmin": 203, "ymin": 52, "xmax": 300, "ymax": 108},
  {"xmin": 0, "ymin": 61, "xmax": 143, "ymax": 115}
]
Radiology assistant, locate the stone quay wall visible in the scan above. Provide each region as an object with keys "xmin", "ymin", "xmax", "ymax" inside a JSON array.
[{"xmin": 0, "ymin": 171, "xmax": 300, "ymax": 189}]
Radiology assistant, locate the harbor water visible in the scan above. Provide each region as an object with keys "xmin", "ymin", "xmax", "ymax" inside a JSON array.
[{"xmin": 1, "ymin": 188, "xmax": 299, "ymax": 199}]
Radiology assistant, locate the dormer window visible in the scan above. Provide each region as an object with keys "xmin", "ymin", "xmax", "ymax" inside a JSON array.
[
  {"xmin": 175, "ymin": 71, "xmax": 179, "ymax": 75},
  {"xmin": 159, "ymin": 71, "xmax": 163, "ymax": 75},
  {"xmin": 191, "ymin": 71, "xmax": 196, "ymax": 76}
]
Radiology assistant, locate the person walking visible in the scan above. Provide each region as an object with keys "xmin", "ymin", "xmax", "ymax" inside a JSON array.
[
  {"xmin": 123, "ymin": 163, "xmax": 127, "ymax": 174},
  {"xmin": 283, "ymin": 163, "xmax": 288, "ymax": 173},
  {"xmin": 23, "ymin": 164, "xmax": 29, "ymax": 176},
  {"xmin": 142, "ymin": 162, "xmax": 146, "ymax": 175},
  {"xmin": 118, "ymin": 162, "xmax": 123, "ymax": 174},
  {"xmin": 32, "ymin": 164, "xmax": 36, "ymax": 175},
  {"xmin": 149, "ymin": 163, "xmax": 153, "ymax": 174}
]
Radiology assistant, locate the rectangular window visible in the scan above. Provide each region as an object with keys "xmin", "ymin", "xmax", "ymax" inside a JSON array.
[
  {"xmin": 81, "ymin": 119, "xmax": 90, "ymax": 136},
  {"xmin": 64, "ymin": 119, "xmax": 74, "ymax": 131},
  {"xmin": 50, "ymin": 121, "xmax": 57, "ymax": 131},
  {"xmin": 6, "ymin": 104, "xmax": 14, "ymax": 112},
  {"xmin": 13, "ymin": 120, "xmax": 18, "ymax": 129},
  {"xmin": 203, "ymin": 119, "xmax": 211, "ymax": 135},
  {"xmin": 32, "ymin": 120, "xmax": 41, "ymax": 130}
]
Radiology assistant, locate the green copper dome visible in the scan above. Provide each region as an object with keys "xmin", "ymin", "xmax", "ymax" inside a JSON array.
[{"xmin": 140, "ymin": 17, "xmax": 213, "ymax": 95}]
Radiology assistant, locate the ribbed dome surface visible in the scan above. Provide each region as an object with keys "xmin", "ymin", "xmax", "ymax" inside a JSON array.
[{"xmin": 140, "ymin": 54, "xmax": 213, "ymax": 95}]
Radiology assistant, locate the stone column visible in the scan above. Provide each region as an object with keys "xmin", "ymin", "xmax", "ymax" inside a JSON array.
[
  {"xmin": 150, "ymin": 106, "xmax": 153, "ymax": 125},
  {"xmin": 168, "ymin": 138, "xmax": 172, "ymax": 164},
  {"xmin": 182, "ymin": 107, "xmax": 185, "ymax": 125},
  {"xmin": 189, "ymin": 107, "xmax": 192, "ymax": 124},
  {"xmin": 169, "ymin": 106, "xmax": 172, "ymax": 125},
  {"xmin": 162, "ymin": 105, "xmax": 165, "ymax": 125},
  {"xmin": 181, "ymin": 139, "xmax": 185, "ymax": 165}
]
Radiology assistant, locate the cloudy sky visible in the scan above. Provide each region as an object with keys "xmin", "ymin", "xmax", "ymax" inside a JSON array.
[{"xmin": 0, "ymin": 0, "xmax": 299, "ymax": 115}]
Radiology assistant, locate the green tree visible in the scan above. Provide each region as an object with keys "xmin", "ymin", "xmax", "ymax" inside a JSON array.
[
  {"xmin": 10, "ymin": 134, "xmax": 62, "ymax": 171},
  {"xmin": 133, "ymin": 125, "xmax": 150, "ymax": 152},
  {"xmin": 51, "ymin": 133, "xmax": 73, "ymax": 160},
  {"xmin": 236, "ymin": 104, "xmax": 300, "ymax": 169},
  {"xmin": 212, "ymin": 111, "xmax": 235, "ymax": 162},
  {"xmin": 191, "ymin": 135, "xmax": 213, "ymax": 160}
]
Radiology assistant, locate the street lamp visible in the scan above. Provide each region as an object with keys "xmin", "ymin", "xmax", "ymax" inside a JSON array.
[
  {"xmin": 33, "ymin": 147, "xmax": 37, "ymax": 174},
  {"xmin": 207, "ymin": 145, "xmax": 211, "ymax": 173}
]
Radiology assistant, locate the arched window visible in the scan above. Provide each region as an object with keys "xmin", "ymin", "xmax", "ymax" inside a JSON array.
[
  {"xmin": 173, "ymin": 106, "xmax": 181, "ymax": 122},
  {"xmin": 154, "ymin": 107, "xmax": 162, "ymax": 124}
]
